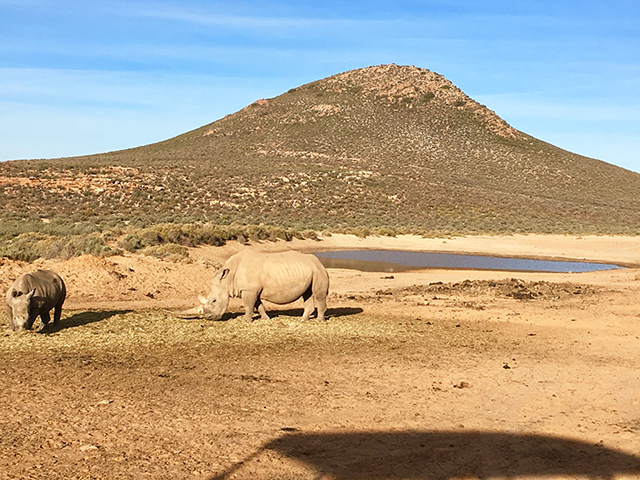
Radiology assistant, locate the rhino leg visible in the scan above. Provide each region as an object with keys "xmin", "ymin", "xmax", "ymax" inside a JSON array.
[
  {"xmin": 314, "ymin": 290, "xmax": 327, "ymax": 322},
  {"xmin": 301, "ymin": 289, "xmax": 315, "ymax": 321},
  {"xmin": 6, "ymin": 305, "xmax": 15, "ymax": 331},
  {"xmin": 240, "ymin": 291, "xmax": 258, "ymax": 322},
  {"xmin": 25, "ymin": 314, "xmax": 37, "ymax": 331},
  {"xmin": 53, "ymin": 304, "xmax": 62, "ymax": 327},
  {"xmin": 256, "ymin": 300, "xmax": 270, "ymax": 321},
  {"xmin": 315, "ymin": 303, "xmax": 327, "ymax": 321},
  {"xmin": 40, "ymin": 311, "xmax": 51, "ymax": 326}
]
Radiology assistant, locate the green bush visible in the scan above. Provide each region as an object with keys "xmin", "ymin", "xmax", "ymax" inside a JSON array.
[
  {"xmin": 139, "ymin": 229, "xmax": 163, "ymax": 246},
  {"xmin": 372, "ymin": 227, "xmax": 397, "ymax": 237},
  {"xmin": 118, "ymin": 234, "xmax": 143, "ymax": 252},
  {"xmin": 42, "ymin": 235, "xmax": 114, "ymax": 259},
  {"xmin": 0, "ymin": 232, "xmax": 117, "ymax": 261},
  {"xmin": 300, "ymin": 229, "xmax": 319, "ymax": 241}
]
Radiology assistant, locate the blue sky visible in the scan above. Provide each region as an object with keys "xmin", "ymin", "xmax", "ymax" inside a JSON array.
[{"xmin": 1, "ymin": 1, "xmax": 639, "ymax": 173}]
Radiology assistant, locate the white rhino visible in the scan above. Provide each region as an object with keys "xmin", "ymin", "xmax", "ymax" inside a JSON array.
[
  {"xmin": 199, "ymin": 249, "xmax": 329, "ymax": 322},
  {"xmin": 5, "ymin": 269, "xmax": 66, "ymax": 331}
]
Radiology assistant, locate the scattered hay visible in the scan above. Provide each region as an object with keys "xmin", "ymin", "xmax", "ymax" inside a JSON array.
[{"xmin": 0, "ymin": 308, "xmax": 401, "ymax": 361}]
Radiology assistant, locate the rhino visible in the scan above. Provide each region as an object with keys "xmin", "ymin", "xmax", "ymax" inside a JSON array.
[
  {"xmin": 5, "ymin": 270, "xmax": 66, "ymax": 331},
  {"xmin": 199, "ymin": 249, "xmax": 329, "ymax": 322}
]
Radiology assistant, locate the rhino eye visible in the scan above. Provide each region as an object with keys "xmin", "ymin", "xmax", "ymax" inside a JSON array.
[{"xmin": 210, "ymin": 299, "xmax": 216, "ymax": 303}]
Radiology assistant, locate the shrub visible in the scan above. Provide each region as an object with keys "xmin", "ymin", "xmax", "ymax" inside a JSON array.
[
  {"xmin": 140, "ymin": 229, "xmax": 163, "ymax": 246},
  {"xmin": 300, "ymin": 229, "xmax": 319, "ymax": 241},
  {"xmin": 373, "ymin": 227, "xmax": 397, "ymax": 237},
  {"xmin": 42, "ymin": 235, "xmax": 116, "ymax": 260},
  {"xmin": 0, "ymin": 232, "xmax": 117, "ymax": 261},
  {"xmin": 118, "ymin": 234, "xmax": 143, "ymax": 252}
]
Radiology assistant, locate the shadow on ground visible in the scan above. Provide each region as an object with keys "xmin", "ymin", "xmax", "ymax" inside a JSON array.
[
  {"xmin": 211, "ymin": 430, "xmax": 640, "ymax": 480},
  {"xmin": 268, "ymin": 307, "xmax": 363, "ymax": 319},
  {"xmin": 41, "ymin": 310, "xmax": 131, "ymax": 333},
  {"xmin": 218, "ymin": 307, "xmax": 363, "ymax": 322}
]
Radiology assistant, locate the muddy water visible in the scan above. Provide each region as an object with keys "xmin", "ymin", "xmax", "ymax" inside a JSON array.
[{"xmin": 313, "ymin": 250, "xmax": 623, "ymax": 273}]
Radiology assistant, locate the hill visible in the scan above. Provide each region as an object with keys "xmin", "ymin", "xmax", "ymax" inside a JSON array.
[{"xmin": 1, "ymin": 63, "xmax": 639, "ymax": 243}]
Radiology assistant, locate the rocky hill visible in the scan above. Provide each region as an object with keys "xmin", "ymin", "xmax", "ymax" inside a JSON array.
[{"xmin": 2, "ymin": 64, "xmax": 639, "ymax": 237}]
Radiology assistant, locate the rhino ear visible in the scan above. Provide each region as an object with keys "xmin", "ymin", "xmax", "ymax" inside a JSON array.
[
  {"xmin": 198, "ymin": 295, "xmax": 207, "ymax": 305},
  {"xmin": 220, "ymin": 268, "xmax": 230, "ymax": 280}
]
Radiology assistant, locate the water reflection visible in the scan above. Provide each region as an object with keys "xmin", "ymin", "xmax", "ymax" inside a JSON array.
[{"xmin": 313, "ymin": 250, "xmax": 622, "ymax": 273}]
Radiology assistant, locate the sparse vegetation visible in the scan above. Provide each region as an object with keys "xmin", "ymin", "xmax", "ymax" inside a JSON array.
[
  {"xmin": 0, "ymin": 232, "xmax": 119, "ymax": 262},
  {"xmin": 1, "ymin": 63, "xmax": 639, "ymax": 262},
  {"xmin": 0, "ymin": 223, "xmax": 325, "ymax": 262}
]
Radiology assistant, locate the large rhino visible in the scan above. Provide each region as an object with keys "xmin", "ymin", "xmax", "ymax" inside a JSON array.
[
  {"xmin": 199, "ymin": 249, "xmax": 329, "ymax": 322},
  {"xmin": 5, "ymin": 270, "xmax": 66, "ymax": 331}
]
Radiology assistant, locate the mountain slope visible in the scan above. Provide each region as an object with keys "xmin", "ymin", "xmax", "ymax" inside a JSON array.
[{"xmin": 1, "ymin": 64, "xmax": 639, "ymax": 235}]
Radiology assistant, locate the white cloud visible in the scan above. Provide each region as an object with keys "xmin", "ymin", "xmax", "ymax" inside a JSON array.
[{"xmin": 102, "ymin": 0, "xmax": 389, "ymax": 30}]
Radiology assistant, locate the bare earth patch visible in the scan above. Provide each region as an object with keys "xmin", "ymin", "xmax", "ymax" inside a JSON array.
[{"xmin": 1, "ymin": 234, "xmax": 640, "ymax": 479}]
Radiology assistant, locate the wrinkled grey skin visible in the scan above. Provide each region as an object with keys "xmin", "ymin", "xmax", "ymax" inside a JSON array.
[
  {"xmin": 200, "ymin": 249, "xmax": 329, "ymax": 322},
  {"xmin": 5, "ymin": 270, "xmax": 66, "ymax": 331}
]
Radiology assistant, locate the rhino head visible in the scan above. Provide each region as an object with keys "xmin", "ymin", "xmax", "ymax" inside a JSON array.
[
  {"xmin": 8, "ymin": 289, "xmax": 36, "ymax": 331},
  {"xmin": 199, "ymin": 268, "xmax": 231, "ymax": 320}
]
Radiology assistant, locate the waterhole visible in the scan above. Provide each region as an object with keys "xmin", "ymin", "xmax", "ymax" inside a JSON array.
[{"xmin": 313, "ymin": 250, "xmax": 622, "ymax": 273}]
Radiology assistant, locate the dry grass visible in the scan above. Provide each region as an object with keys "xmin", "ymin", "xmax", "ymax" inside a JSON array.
[
  {"xmin": 0, "ymin": 305, "xmax": 500, "ymax": 366},
  {"xmin": 0, "ymin": 309, "xmax": 399, "ymax": 358}
]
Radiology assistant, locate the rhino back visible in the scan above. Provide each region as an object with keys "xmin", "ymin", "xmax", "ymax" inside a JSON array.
[
  {"xmin": 8, "ymin": 270, "xmax": 65, "ymax": 309},
  {"xmin": 232, "ymin": 250, "xmax": 320, "ymax": 304}
]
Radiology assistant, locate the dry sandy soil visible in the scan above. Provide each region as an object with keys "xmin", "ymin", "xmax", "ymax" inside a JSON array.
[{"xmin": 1, "ymin": 234, "xmax": 640, "ymax": 480}]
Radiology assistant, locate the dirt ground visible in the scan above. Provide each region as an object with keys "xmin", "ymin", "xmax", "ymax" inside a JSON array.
[{"xmin": 1, "ymin": 234, "xmax": 640, "ymax": 480}]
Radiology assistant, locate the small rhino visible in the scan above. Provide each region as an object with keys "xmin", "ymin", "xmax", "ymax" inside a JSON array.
[{"xmin": 5, "ymin": 270, "xmax": 66, "ymax": 331}]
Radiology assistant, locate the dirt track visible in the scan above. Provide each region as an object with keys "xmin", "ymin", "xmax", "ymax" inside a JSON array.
[{"xmin": 1, "ymin": 234, "xmax": 640, "ymax": 479}]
